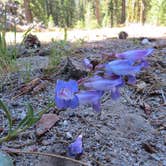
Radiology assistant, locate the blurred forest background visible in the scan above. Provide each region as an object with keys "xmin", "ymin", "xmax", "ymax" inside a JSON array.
[{"xmin": 0, "ymin": 0, "xmax": 166, "ymax": 32}]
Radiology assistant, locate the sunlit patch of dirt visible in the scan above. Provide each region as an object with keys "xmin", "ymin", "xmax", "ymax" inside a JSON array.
[{"xmin": 6, "ymin": 24, "xmax": 166, "ymax": 44}]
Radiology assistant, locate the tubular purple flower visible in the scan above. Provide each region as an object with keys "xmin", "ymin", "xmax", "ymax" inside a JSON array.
[
  {"xmin": 76, "ymin": 90, "xmax": 103, "ymax": 112},
  {"xmin": 116, "ymin": 48, "xmax": 153, "ymax": 62},
  {"xmin": 84, "ymin": 76, "xmax": 123, "ymax": 91},
  {"xmin": 68, "ymin": 134, "xmax": 83, "ymax": 157},
  {"xmin": 83, "ymin": 58, "xmax": 93, "ymax": 70},
  {"xmin": 55, "ymin": 80, "xmax": 79, "ymax": 109},
  {"xmin": 105, "ymin": 59, "xmax": 144, "ymax": 76},
  {"xmin": 110, "ymin": 86, "xmax": 120, "ymax": 100}
]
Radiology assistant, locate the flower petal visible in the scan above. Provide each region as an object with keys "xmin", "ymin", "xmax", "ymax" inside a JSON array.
[
  {"xmin": 68, "ymin": 135, "xmax": 83, "ymax": 156},
  {"xmin": 76, "ymin": 90, "xmax": 103, "ymax": 112},
  {"xmin": 116, "ymin": 48, "xmax": 153, "ymax": 62},
  {"xmin": 68, "ymin": 80, "xmax": 78, "ymax": 93},
  {"xmin": 55, "ymin": 79, "xmax": 79, "ymax": 109},
  {"xmin": 55, "ymin": 97, "xmax": 69, "ymax": 109},
  {"xmin": 105, "ymin": 59, "xmax": 143, "ymax": 76},
  {"xmin": 83, "ymin": 58, "xmax": 93, "ymax": 70},
  {"xmin": 69, "ymin": 96, "xmax": 79, "ymax": 109},
  {"xmin": 84, "ymin": 77, "xmax": 123, "ymax": 91}
]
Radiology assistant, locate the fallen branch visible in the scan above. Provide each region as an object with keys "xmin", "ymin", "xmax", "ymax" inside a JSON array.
[{"xmin": 4, "ymin": 148, "xmax": 88, "ymax": 166}]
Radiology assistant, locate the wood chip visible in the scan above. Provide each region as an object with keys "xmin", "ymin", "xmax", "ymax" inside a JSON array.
[
  {"xmin": 36, "ymin": 113, "xmax": 59, "ymax": 136},
  {"xmin": 12, "ymin": 78, "xmax": 47, "ymax": 99},
  {"xmin": 142, "ymin": 143, "xmax": 157, "ymax": 153}
]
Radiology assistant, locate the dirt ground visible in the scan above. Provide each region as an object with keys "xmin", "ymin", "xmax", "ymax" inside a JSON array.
[
  {"xmin": 0, "ymin": 35, "xmax": 166, "ymax": 166},
  {"xmin": 6, "ymin": 24, "xmax": 166, "ymax": 44}
]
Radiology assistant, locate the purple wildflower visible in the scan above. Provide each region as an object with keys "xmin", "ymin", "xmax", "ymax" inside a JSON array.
[
  {"xmin": 105, "ymin": 59, "xmax": 144, "ymax": 76},
  {"xmin": 68, "ymin": 135, "xmax": 83, "ymax": 157},
  {"xmin": 105, "ymin": 59, "xmax": 147, "ymax": 85},
  {"xmin": 116, "ymin": 48, "xmax": 153, "ymax": 62},
  {"xmin": 84, "ymin": 76, "xmax": 123, "ymax": 91},
  {"xmin": 55, "ymin": 80, "xmax": 79, "ymax": 109},
  {"xmin": 76, "ymin": 90, "xmax": 103, "ymax": 112},
  {"xmin": 83, "ymin": 58, "xmax": 93, "ymax": 70},
  {"xmin": 84, "ymin": 76, "xmax": 123, "ymax": 99}
]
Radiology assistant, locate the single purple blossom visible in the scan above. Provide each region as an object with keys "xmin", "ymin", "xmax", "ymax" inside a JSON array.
[
  {"xmin": 84, "ymin": 76, "xmax": 123, "ymax": 99},
  {"xmin": 76, "ymin": 90, "xmax": 103, "ymax": 112},
  {"xmin": 55, "ymin": 80, "xmax": 79, "ymax": 109},
  {"xmin": 84, "ymin": 76, "xmax": 123, "ymax": 91},
  {"xmin": 115, "ymin": 48, "xmax": 153, "ymax": 62},
  {"xmin": 83, "ymin": 58, "xmax": 93, "ymax": 70},
  {"xmin": 68, "ymin": 134, "xmax": 83, "ymax": 157},
  {"xmin": 105, "ymin": 59, "xmax": 147, "ymax": 85},
  {"xmin": 105, "ymin": 59, "xmax": 145, "ymax": 76}
]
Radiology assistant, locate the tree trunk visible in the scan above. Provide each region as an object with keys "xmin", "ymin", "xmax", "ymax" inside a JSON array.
[
  {"xmin": 23, "ymin": 0, "xmax": 33, "ymax": 23},
  {"xmin": 114, "ymin": 0, "xmax": 118, "ymax": 25},
  {"xmin": 121, "ymin": 0, "xmax": 126, "ymax": 24},
  {"xmin": 141, "ymin": 0, "xmax": 146, "ymax": 25},
  {"xmin": 110, "ymin": 0, "xmax": 114, "ymax": 27},
  {"xmin": 94, "ymin": 0, "xmax": 101, "ymax": 26}
]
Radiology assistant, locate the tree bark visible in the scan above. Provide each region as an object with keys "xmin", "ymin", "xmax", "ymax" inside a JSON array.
[
  {"xmin": 110, "ymin": 0, "xmax": 114, "ymax": 27},
  {"xmin": 141, "ymin": 0, "xmax": 146, "ymax": 25},
  {"xmin": 121, "ymin": 0, "xmax": 126, "ymax": 24},
  {"xmin": 23, "ymin": 0, "xmax": 33, "ymax": 23},
  {"xmin": 94, "ymin": 0, "xmax": 101, "ymax": 26}
]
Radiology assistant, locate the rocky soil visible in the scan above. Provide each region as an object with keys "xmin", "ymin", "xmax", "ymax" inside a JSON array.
[{"xmin": 0, "ymin": 38, "xmax": 165, "ymax": 166}]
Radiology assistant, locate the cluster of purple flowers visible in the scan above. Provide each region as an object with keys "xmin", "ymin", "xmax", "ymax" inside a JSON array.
[
  {"xmin": 55, "ymin": 48, "xmax": 153, "ymax": 157},
  {"xmin": 55, "ymin": 48, "xmax": 153, "ymax": 113}
]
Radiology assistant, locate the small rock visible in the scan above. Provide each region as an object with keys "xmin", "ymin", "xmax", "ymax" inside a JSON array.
[
  {"xmin": 119, "ymin": 113, "xmax": 153, "ymax": 134},
  {"xmin": 95, "ymin": 132, "xmax": 100, "ymax": 141},
  {"xmin": 105, "ymin": 153, "xmax": 111, "ymax": 162},
  {"xmin": 0, "ymin": 151, "xmax": 13, "ymax": 166},
  {"xmin": 136, "ymin": 81, "xmax": 147, "ymax": 91},
  {"xmin": 16, "ymin": 56, "xmax": 49, "ymax": 71},
  {"xmin": 23, "ymin": 33, "xmax": 41, "ymax": 49},
  {"xmin": 61, "ymin": 57, "xmax": 87, "ymax": 80},
  {"xmin": 66, "ymin": 132, "xmax": 73, "ymax": 139},
  {"xmin": 118, "ymin": 31, "xmax": 128, "ymax": 39},
  {"xmin": 141, "ymin": 38, "xmax": 151, "ymax": 45},
  {"xmin": 63, "ymin": 120, "xmax": 68, "ymax": 127},
  {"xmin": 20, "ymin": 111, "xmax": 26, "ymax": 119},
  {"xmin": 69, "ymin": 112, "xmax": 75, "ymax": 117}
]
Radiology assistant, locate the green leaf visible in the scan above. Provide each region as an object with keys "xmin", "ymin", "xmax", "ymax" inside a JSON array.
[
  {"xmin": 16, "ymin": 104, "xmax": 39, "ymax": 131},
  {"xmin": 0, "ymin": 100, "xmax": 12, "ymax": 133}
]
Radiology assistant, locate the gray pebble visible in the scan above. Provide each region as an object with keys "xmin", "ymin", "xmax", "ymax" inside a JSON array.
[{"xmin": 66, "ymin": 132, "xmax": 72, "ymax": 139}]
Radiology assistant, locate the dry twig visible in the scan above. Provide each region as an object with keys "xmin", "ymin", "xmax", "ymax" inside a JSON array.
[{"xmin": 4, "ymin": 149, "xmax": 88, "ymax": 166}]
